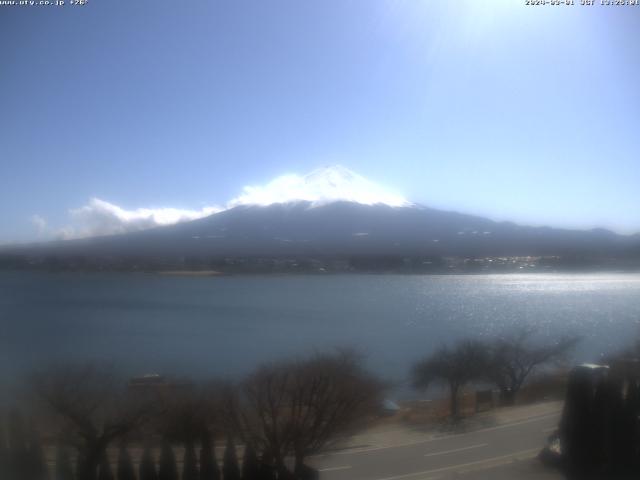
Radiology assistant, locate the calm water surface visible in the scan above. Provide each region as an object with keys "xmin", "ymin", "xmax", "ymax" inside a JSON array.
[{"xmin": 1, "ymin": 271, "xmax": 639, "ymax": 392}]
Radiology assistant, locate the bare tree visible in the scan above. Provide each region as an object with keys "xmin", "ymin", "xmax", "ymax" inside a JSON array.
[
  {"xmin": 286, "ymin": 351, "xmax": 383, "ymax": 473},
  {"xmin": 31, "ymin": 364, "xmax": 156, "ymax": 480},
  {"xmin": 413, "ymin": 340, "xmax": 488, "ymax": 419},
  {"xmin": 485, "ymin": 330, "xmax": 579, "ymax": 405},
  {"xmin": 230, "ymin": 350, "xmax": 383, "ymax": 476},
  {"xmin": 230, "ymin": 361, "xmax": 292, "ymax": 474},
  {"xmin": 155, "ymin": 386, "xmax": 208, "ymax": 443}
]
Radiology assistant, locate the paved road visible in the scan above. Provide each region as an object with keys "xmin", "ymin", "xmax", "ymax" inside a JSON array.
[{"xmin": 311, "ymin": 412, "xmax": 563, "ymax": 480}]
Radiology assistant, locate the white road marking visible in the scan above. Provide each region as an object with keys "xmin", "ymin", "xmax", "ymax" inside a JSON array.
[
  {"xmin": 318, "ymin": 465, "xmax": 352, "ymax": 472},
  {"xmin": 317, "ymin": 412, "xmax": 559, "ymax": 456},
  {"xmin": 424, "ymin": 443, "xmax": 488, "ymax": 457},
  {"xmin": 374, "ymin": 447, "xmax": 541, "ymax": 480}
]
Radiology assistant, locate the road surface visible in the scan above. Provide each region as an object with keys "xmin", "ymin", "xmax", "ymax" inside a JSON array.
[{"xmin": 311, "ymin": 408, "xmax": 563, "ymax": 480}]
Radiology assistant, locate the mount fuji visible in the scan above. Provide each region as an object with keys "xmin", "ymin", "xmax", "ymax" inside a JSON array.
[{"xmin": 2, "ymin": 166, "xmax": 639, "ymax": 271}]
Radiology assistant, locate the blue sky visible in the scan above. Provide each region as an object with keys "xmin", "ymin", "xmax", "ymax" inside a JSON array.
[{"xmin": 1, "ymin": 0, "xmax": 639, "ymax": 242}]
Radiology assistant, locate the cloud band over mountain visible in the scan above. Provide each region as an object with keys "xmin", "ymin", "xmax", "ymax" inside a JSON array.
[
  {"xmin": 49, "ymin": 199, "xmax": 223, "ymax": 240},
  {"xmin": 35, "ymin": 166, "xmax": 410, "ymax": 240}
]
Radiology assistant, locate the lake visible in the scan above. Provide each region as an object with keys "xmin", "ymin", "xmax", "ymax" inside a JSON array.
[{"xmin": 1, "ymin": 271, "xmax": 639, "ymax": 395}]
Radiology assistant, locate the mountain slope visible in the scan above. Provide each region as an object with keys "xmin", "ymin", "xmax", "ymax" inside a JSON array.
[{"xmin": 5, "ymin": 201, "xmax": 638, "ymax": 262}]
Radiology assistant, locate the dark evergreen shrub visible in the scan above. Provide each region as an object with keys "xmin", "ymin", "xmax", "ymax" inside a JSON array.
[
  {"xmin": 240, "ymin": 443, "xmax": 259, "ymax": 480},
  {"xmin": 28, "ymin": 426, "xmax": 50, "ymax": 480},
  {"xmin": 75, "ymin": 449, "xmax": 86, "ymax": 480},
  {"xmin": 54, "ymin": 445, "xmax": 74, "ymax": 480},
  {"xmin": 222, "ymin": 438, "xmax": 240, "ymax": 480},
  {"xmin": 275, "ymin": 466, "xmax": 295, "ymax": 480},
  {"xmin": 256, "ymin": 453, "xmax": 275, "ymax": 480},
  {"xmin": 157, "ymin": 440, "xmax": 178, "ymax": 480},
  {"xmin": 139, "ymin": 445, "xmax": 157, "ymax": 480},
  {"xmin": 0, "ymin": 424, "xmax": 9, "ymax": 479},
  {"xmin": 560, "ymin": 362, "xmax": 640, "ymax": 478},
  {"xmin": 116, "ymin": 446, "xmax": 136, "ymax": 480},
  {"xmin": 76, "ymin": 447, "xmax": 102, "ymax": 480},
  {"xmin": 293, "ymin": 463, "xmax": 319, "ymax": 480},
  {"xmin": 8, "ymin": 410, "xmax": 29, "ymax": 480},
  {"xmin": 98, "ymin": 450, "xmax": 114, "ymax": 480},
  {"xmin": 198, "ymin": 432, "xmax": 219, "ymax": 480},
  {"xmin": 182, "ymin": 440, "xmax": 198, "ymax": 480}
]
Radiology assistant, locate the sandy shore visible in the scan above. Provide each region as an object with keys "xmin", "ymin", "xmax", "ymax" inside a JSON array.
[{"xmin": 156, "ymin": 270, "xmax": 225, "ymax": 276}]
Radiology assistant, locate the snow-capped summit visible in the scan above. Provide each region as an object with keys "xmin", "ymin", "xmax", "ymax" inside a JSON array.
[{"xmin": 228, "ymin": 165, "xmax": 412, "ymax": 208}]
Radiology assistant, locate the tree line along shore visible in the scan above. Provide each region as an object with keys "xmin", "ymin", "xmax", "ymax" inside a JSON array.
[{"xmin": 3, "ymin": 331, "xmax": 640, "ymax": 480}]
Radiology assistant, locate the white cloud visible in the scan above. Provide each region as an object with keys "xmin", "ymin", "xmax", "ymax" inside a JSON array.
[
  {"xmin": 33, "ymin": 165, "xmax": 410, "ymax": 240},
  {"xmin": 30, "ymin": 215, "xmax": 47, "ymax": 235},
  {"xmin": 53, "ymin": 198, "xmax": 222, "ymax": 239}
]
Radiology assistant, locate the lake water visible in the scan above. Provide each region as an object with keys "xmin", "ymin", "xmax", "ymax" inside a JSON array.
[{"xmin": 1, "ymin": 271, "xmax": 640, "ymax": 394}]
